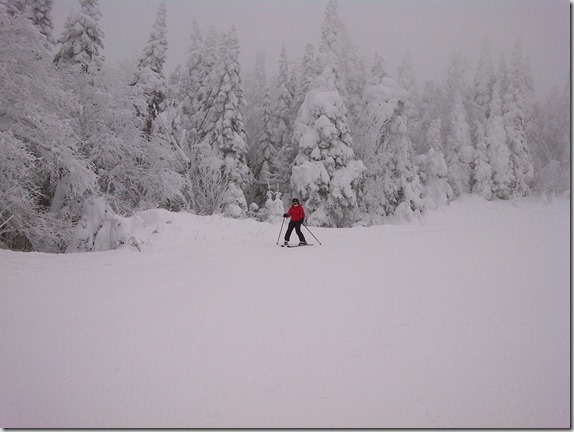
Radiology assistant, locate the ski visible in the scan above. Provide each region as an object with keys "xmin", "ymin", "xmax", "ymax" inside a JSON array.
[{"xmin": 281, "ymin": 243, "xmax": 314, "ymax": 248}]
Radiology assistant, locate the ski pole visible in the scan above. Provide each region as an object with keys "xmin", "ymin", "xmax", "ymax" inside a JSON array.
[
  {"xmin": 303, "ymin": 222, "xmax": 322, "ymax": 245},
  {"xmin": 276, "ymin": 217, "xmax": 285, "ymax": 244}
]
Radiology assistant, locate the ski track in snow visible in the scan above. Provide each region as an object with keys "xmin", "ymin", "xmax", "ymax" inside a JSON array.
[{"xmin": 0, "ymin": 195, "xmax": 570, "ymax": 428}]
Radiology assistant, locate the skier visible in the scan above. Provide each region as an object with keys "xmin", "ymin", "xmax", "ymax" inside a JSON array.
[{"xmin": 283, "ymin": 198, "xmax": 307, "ymax": 246}]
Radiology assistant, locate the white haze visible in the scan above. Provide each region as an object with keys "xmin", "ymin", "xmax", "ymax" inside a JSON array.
[{"xmin": 51, "ymin": 0, "xmax": 570, "ymax": 102}]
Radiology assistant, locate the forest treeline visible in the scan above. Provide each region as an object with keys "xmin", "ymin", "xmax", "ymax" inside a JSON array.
[{"xmin": 0, "ymin": 0, "xmax": 569, "ymax": 252}]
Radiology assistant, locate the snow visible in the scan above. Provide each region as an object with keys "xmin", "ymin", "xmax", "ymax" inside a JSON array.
[{"xmin": 0, "ymin": 195, "xmax": 570, "ymax": 428}]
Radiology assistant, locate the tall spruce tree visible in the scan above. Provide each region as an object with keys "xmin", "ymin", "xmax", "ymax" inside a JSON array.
[
  {"xmin": 198, "ymin": 26, "xmax": 252, "ymax": 216},
  {"xmin": 444, "ymin": 52, "xmax": 474, "ymax": 196},
  {"xmin": 274, "ymin": 45, "xmax": 297, "ymax": 196},
  {"xmin": 53, "ymin": 0, "xmax": 104, "ymax": 74},
  {"xmin": 28, "ymin": 0, "xmax": 55, "ymax": 45},
  {"xmin": 471, "ymin": 41, "xmax": 495, "ymax": 199},
  {"xmin": 131, "ymin": 1, "xmax": 168, "ymax": 136},
  {"xmin": 487, "ymin": 69, "xmax": 514, "ymax": 199},
  {"xmin": 503, "ymin": 39, "xmax": 534, "ymax": 196},
  {"xmin": 290, "ymin": 55, "xmax": 365, "ymax": 227}
]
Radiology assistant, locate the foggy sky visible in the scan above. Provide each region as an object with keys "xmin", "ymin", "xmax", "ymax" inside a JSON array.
[{"xmin": 51, "ymin": 0, "xmax": 570, "ymax": 102}]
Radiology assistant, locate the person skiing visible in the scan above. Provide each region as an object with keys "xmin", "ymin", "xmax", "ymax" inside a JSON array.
[{"xmin": 283, "ymin": 198, "xmax": 307, "ymax": 246}]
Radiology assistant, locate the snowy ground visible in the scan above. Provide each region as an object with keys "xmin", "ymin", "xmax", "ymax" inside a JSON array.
[{"xmin": 0, "ymin": 194, "xmax": 570, "ymax": 428}]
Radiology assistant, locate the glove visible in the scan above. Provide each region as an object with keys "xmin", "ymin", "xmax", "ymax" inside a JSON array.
[
  {"xmin": 283, "ymin": 213, "xmax": 288, "ymax": 218},
  {"xmin": 301, "ymin": 219, "xmax": 305, "ymax": 225}
]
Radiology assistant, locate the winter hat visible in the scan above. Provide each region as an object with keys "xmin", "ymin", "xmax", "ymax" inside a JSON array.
[{"xmin": 292, "ymin": 198, "xmax": 299, "ymax": 204}]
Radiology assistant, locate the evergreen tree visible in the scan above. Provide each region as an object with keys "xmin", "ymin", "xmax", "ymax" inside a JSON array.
[
  {"xmin": 53, "ymin": 0, "xmax": 104, "ymax": 74},
  {"xmin": 198, "ymin": 26, "xmax": 252, "ymax": 216},
  {"xmin": 244, "ymin": 52, "xmax": 278, "ymax": 204},
  {"xmin": 274, "ymin": 45, "xmax": 296, "ymax": 195},
  {"xmin": 487, "ymin": 69, "xmax": 514, "ymax": 199},
  {"xmin": 245, "ymin": 52, "xmax": 269, "ymax": 177},
  {"xmin": 290, "ymin": 61, "xmax": 365, "ymax": 227},
  {"xmin": 193, "ymin": 26, "xmax": 221, "ymax": 146},
  {"xmin": 444, "ymin": 52, "xmax": 474, "ymax": 196},
  {"xmin": 397, "ymin": 51, "xmax": 421, "ymax": 153},
  {"xmin": 472, "ymin": 40, "xmax": 494, "ymax": 119},
  {"xmin": 319, "ymin": 0, "xmax": 367, "ymax": 122},
  {"xmin": 357, "ymin": 62, "xmax": 425, "ymax": 221},
  {"xmin": 173, "ymin": 20, "xmax": 203, "ymax": 155},
  {"xmin": 258, "ymin": 89, "xmax": 278, "ymax": 187},
  {"xmin": 131, "ymin": 1, "xmax": 168, "ymax": 136},
  {"xmin": 292, "ymin": 43, "xmax": 317, "ymax": 113},
  {"xmin": 471, "ymin": 41, "xmax": 495, "ymax": 199},
  {"xmin": 28, "ymin": 0, "xmax": 55, "ymax": 45},
  {"xmin": 418, "ymin": 118, "xmax": 452, "ymax": 208},
  {"xmin": 319, "ymin": 0, "xmax": 342, "ymax": 86},
  {"xmin": 502, "ymin": 39, "xmax": 534, "ymax": 196}
]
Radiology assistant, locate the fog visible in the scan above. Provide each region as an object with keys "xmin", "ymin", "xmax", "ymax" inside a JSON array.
[{"xmin": 51, "ymin": 0, "xmax": 570, "ymax": 101}]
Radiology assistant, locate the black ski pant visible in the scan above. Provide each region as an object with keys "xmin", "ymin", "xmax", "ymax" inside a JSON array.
[{"xmin": 285, "ymin": 220, "xmax": 306, "ymax": 243}]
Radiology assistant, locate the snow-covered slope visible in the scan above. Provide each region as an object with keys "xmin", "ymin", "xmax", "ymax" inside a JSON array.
[{"xmin": 1, "ymin": 195, "xmax": 570, "ymax": 428}]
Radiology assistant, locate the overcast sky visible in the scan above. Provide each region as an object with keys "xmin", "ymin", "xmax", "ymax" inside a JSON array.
[{"xmin": 51, "ymin": 0, "xmax": 570, "ymax": 102}]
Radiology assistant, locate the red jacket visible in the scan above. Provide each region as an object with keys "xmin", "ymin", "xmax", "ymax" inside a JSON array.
[{"xmin": 287, "ymin": 204, "xmax": 305, "ymax": 222}]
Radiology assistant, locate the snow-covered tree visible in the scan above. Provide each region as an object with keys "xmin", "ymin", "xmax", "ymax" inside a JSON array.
[
  {"xmin": 292, "ymin": 43, "xmax": 318, "ymax": 113},
  {"xmin": 273, "ymin": 45, "xmax": 297, "ymax": 195},
  {"xmin": 319, "ymin": 0, "xmax": 343, "ymax": 85},
  {"xmin": 244, "ymin": 52, "xmax": 278, "ymax": 205},
  {"xmin": 131, "ymin": 1, "xmax": 168, "ymax": 136},
  {"xmin": 290, "ymin": 60, "xmax": 365, "ymax": 227},
  {"xmin": 356, "ymin": 65, "xmax": 425, "ymax": 221},
  {"xmin": 28, "ymin": 0, "xmax": 55, "ymax": 45},
  {"xmin": 444, "ymin": 52, "xmax": 474, "ymax": 196},
  {"xmin": 503, "ymin": 39, "xmax": 534, "ymax": 196},
  {"xmin": 417, "ymin": 118, "xmax": 452, "ymax": 208},
  {"xmin": 0, "ymin": 14, "xmax": 96, "ymax": 251},
  {"xmin": 1, "ymin": 0, "xmax": 26, "ymax": 16},
  {"xmin": 471, "ymin": 41, "xmax": 495, "ymax": 199},
  {"xmin": 487, "ymin": 70, "xmax": 514, "ymax": 199},
  {"xmin": 197, "ymin": 26, "xmax": 252, "ymax": 216},
  {"xmin": 319, "ymin": 0, "xmax": 367, "ymax": 122},
  {"xmin": 529, "ymin": 77, "xmax": 570, "ymax": 195},
  {"xmin": 53, "ymin": 0, "xmax": 104, "ymax": 74},
  {"xmin": 169, "ymin": 20, "xmax": 203, "ymax": 156},
  {"xmin": 397, "ymin": 51, "xmax": 419, "ymax": 120}
]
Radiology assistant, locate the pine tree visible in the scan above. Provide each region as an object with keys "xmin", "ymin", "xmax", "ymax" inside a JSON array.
[
  {"xmin": 245, "ymin": 52, "xmax": 269, "ymax": 175},
  {"xmin": 419, "ymin": 118, "xmax": 452, "ymax": 208},
  {"xmin": 172, "ymin": 20, "xmax": 204, "ymax": 155},
  {"xmin": 358, "ymin": 71, "xmax": 425, "ymax": 221},
  {"xmin": 53, "ymin": 0, "xmax": 105, "ymax": 74},
  {"xmin": 273, "ymin": 45, "xmax": 296, "ymax": 195},
  {"xmin": 472, "ymin": 40, "xmax": 495, "ymax": 119},
  {"xmin": 193, "ymin": 26, "xmax": 221, "ymax": 146},
  {"xmin": 28, "ymin": 0, "xmax": 55, "ymax": 45},
  {"xmin": 487, "ymin": 69, "xmax": 514, "ymax": 199},
  {"xmin": 290, "ymin": 61, "xmax": 365, "ymax": 227},
  {"xmin": 244, "ymin": 52, "xmax": 278, "ymax": 204},
  {"xmin": 319, "ymin": 0, "xmax": 342, "ymax": 86},
  {"xmin": 444, "ymin": 52, "xmax": 474, "ymax": 196},
  {"xmin": 502, "ymin": 39, "xmax": 534, "ymax": 196},
  {"xmin": 354, "ymin": 52, "xmax": 395, "ymax": 164},
  {"xmin": 471, "ymin": 41, "xmax": 495, "ymax": 199},
  {"xmin": 131, "ymin": 1, "xmax": 168, "ymax": 136},
  {"xmin": 292, "ymin": 43, "xmax": 317, "ymax": 113},
  {"xmin": 397, "ymin": 51, "xmax": 421, "ymax": 153},
  {"xmin": 199, "ymin": 26, "xmax": 252, "ymax": 216}
]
